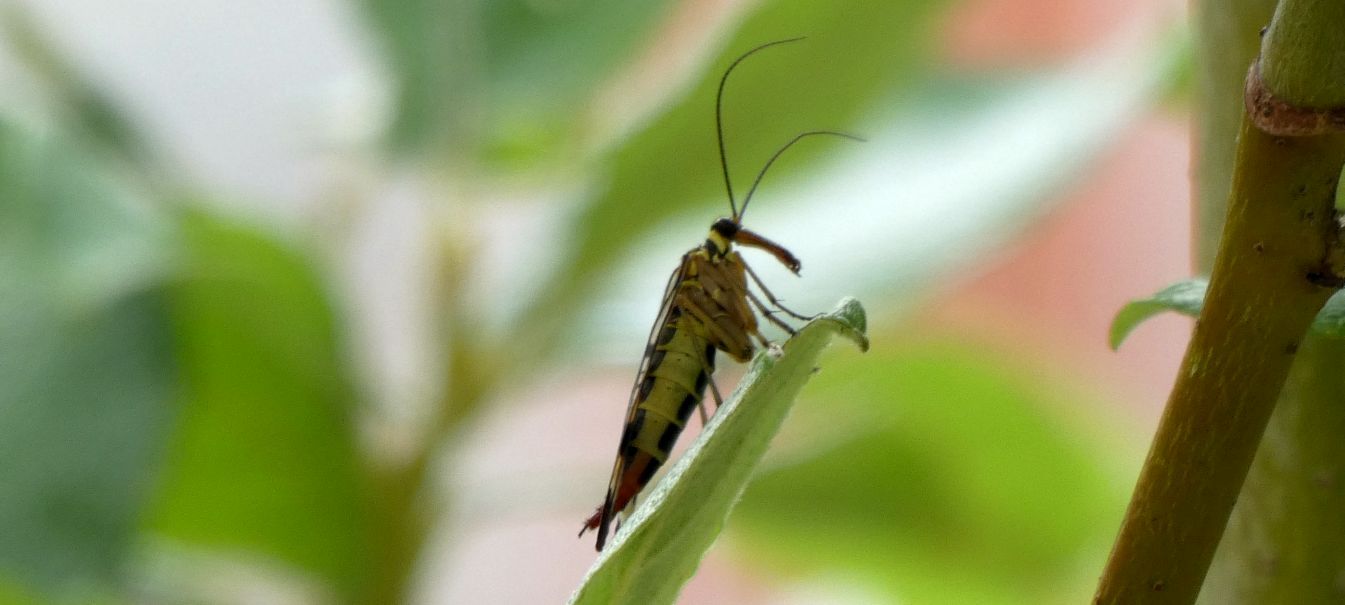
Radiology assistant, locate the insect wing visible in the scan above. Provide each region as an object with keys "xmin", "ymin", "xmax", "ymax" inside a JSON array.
[{"xmin": 592, "ymin": 256, "xmax": 688, "ymax": 548}]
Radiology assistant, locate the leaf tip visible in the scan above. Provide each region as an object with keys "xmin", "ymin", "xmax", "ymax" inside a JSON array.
[
  {"xmin": 1107, "ymin": 314, "xmax": 1133, "ymax": 351},
  {"xmin": 1108, "ymin": 278, "xmax": 1208, "ymax": 351},
  {"xmin": 820, "ymin": 297, "xmax": 869, "ymax": 351}
]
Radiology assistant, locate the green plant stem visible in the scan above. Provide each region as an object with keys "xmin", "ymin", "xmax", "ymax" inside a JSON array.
[
  {"xmin": 1259, "ymin": 0, "xmax": 1345, "ymax": 107},
  {"xmin": 1096, "ymin": 0, "xmax": 1345, "ymax": 600},
  {"xmin": 1093, "ymin": 117, "xmax": 1345, "ymax": 603},
  {"xmin": 362, "ymin": 211, "xmax": 501, "ymax": 605},
  {"xmin": 1194, "ymin": 1, "xmax": 1345, "ymax": 601},
  {"xmin": 365, "ymin": 454, "xmax": 433, "ymax": 605},
  {"xmin": 1200, "ymin": 337, "xmax": 1345, "ymax": 603}
]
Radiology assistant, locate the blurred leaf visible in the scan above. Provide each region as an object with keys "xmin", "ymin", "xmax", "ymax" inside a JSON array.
[
  {"xmin": 0, "ymin": 121, "xmax": 175, "ymax": 595},
  {"xmin": 0, "ymin": 573, "xmax": 126, "ymax": 605},
  {"xmin": 1111, "ymin": 277, "xmax": 1345, "ymax": 348},
  {"xmin": 730, "ymin": 336, "xmax": 1129, "ymax": 604},
  {"xmin": 144, "ymin": 211, "xmax": 370, "ymax": 599},
  {"xmin": 353, "ymin": 0, "xmax": 479, "ymax": 154},
  {"xmin": 0, "ymin": 292, "xmax": 176, "ymax": 595},
  {"xmin": 354, "ymin": 0, "xmax": 674, "ymax": 158},
  {"xmin": 570, "ymin": 299, "xmax": 868, "ymax": 605},
  {"xmin": 1109, "ymin": 278, "xmax": 1207, "ymax": 349},
  {"xmin": 1, "ymin": 4, "xmax": 153, "ymax": 167},
  {"xmin": 1156, "ymin": 30, "xmax": 1195, "ymax": 109},
  {"xmin": 478, "ymin": 0, "xmax": 676, "ymax": 164},
  {"xmin": 0, "ymin": 576, "xmax": 45, "ymax": 605}
]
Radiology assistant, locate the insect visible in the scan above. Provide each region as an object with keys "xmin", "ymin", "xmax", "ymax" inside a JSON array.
[{"xmin": 579, "ymin": 38, "xmax": 861, "ymax": 551}]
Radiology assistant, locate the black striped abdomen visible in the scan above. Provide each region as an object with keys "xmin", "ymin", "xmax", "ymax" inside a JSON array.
[{"xmin": 616, "ymin": 310, "xmax": 715, "ymax": 497}]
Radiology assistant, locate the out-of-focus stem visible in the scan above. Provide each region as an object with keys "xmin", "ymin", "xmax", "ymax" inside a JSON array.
[
  {"xmin": 1200, "ymin": 336, "xmax": 1345, "ymax": 603},
  {"xmin": 1191, "ymin": 0, "xmax": 1278, "ymax": 267}
]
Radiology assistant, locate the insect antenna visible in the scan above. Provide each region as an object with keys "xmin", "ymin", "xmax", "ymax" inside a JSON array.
[
  {"xmin": 716, "ymin": 37, "xmax": 806, "ymax": 220},
  {"xmin": 738, "ymin": 130, "xmax": 865, "ymax": 220}
]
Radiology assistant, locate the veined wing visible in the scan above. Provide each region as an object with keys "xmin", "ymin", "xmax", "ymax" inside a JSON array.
[
  {"xmin": 622, "ymin": 256, "xmax": 688, "ymax": 431},
  {"xmin": 584, "ymin": 254, "xmax": 689, "ymax": 548}
]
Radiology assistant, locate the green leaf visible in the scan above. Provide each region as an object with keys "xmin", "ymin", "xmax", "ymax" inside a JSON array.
[
  {"xmin": 569, "ymin": 299, "xmax": 868, "ymax": 605},
  {"xmin": 1315, "ymin": 290, "xmax": 1345, "ymax": 337},
  {"xmin": 353, "ymin": 0, "xmax": 674, "ymax": 158},
  {"xmin": 352, "ymin": 0, "xmax": 479, "ymax": 154},
  {"xmin": 0, "ymin": 576, "xmax": 45, "ymax": 605},
  {"xmin": 1109, "ymin": 278, "xmax": 1208, "ymax": 349},
  {"xmin": 730, "ymin": 337, "xmax": 1133, "ymax": 604},
  {"xmin": 1111, "ymin": 277, "xmax": 1345, "ymax": 346},
  {"xmin": 477, "ymin": 0, "xmax": 675, "ymax": 164},
  {"xmin": 144, "ymin": 211, "xmax": 369, "ymax": 599},
  {"xmin": 1335, "ymin": 162, "xmax": 1345, "ymax": 212},
  {"xmin": 0, "ymin": 119, "xmax": 174, "ymax": 596},
  {"xmin": 0, "ymin": 572, "xmax": 126, "ymax": 605},
  {"xmin": 0, "ymin": 292, "xmax": 176, "ymax": 594},
  {"xmin": 1, "ymin": 4, "xmax": 153, "ymax": 167}
]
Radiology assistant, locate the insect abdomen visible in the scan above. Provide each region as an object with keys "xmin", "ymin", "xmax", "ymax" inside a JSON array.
[{"xmin": 613, "ymin": 311, "xmax": 714, "ymax": 510}]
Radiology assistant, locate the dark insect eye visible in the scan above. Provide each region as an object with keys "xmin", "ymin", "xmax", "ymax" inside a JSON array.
[{"xmin": 711, "ymin": 218, "xmax": 739, "ymax": 238}]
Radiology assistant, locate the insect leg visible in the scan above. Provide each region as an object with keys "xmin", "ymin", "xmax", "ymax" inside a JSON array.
[
  {"xmin": 696, "ymin": 347, "xmax": 725, "ymax": 412},
  {"xmin": 746, "ymin": 288, "xmax": 796, "ymax": 336},
  {"xmin": 694, "ymin": 344, "xmax": 715, "ymax": 424},
  {"xmin": 743, "ymin": 259, "xmax": 814, "ymax": 321},
  {"xmin": 690, "ymin": 366, "xmax": 720, "ymax": 427},
  {"xmin": 706, "ymin": 375, "xmax": 725, "ymax": 410}
]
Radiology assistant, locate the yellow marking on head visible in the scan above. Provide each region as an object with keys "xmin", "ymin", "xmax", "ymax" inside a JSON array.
[{"xmin": 707, "ymin": 230, "xmax": 731, "ymax": 254}]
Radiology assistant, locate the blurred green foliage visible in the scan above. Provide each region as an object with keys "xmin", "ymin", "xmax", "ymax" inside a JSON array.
[
  {"xmin": 733, "ymin": 337, "xmax": 1129, "ymax": 604},
  {"xmin": 355, "ymin": 0, "xmax": 675, "ymax": 160},
  {"xmin": 145, "ymin": 212, "xmax": 369, "ymax": 600},
  {"xmin": 0, "ymin": 119, "xmax": 175, "ymax": 596},
  {"xmin": 1, "ymin": 6, "xmax": 150, "ymax": 164},
  {"xmin": 0, "ymin": 0, "xmax": 1175, "ymax": 602}
]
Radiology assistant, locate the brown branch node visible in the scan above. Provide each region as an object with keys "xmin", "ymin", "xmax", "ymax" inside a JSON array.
[{"xmin": 1245, "ymin": 61, "xmax": 1345, "ymax": 137}]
